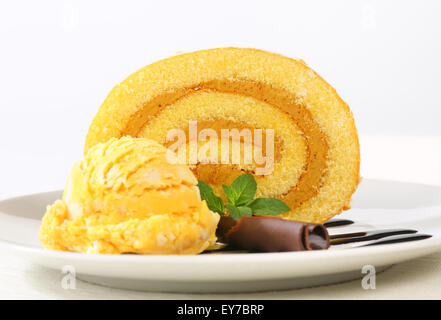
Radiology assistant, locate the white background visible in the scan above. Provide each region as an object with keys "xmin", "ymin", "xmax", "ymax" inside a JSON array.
[{"xmin": 1, "ymin": 0, "xmax": 441, "ymax": 198}]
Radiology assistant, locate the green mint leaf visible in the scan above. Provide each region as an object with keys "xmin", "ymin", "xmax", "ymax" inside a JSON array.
[
  {"xmin": 247, "ymin": 198, "xmax": 290, "ymax": 215},
  {"xmin": 237, "ymin": 205, "xmax": 252, "ymax": 218},
  {"xmin": 226, "ymin": 204, "xmax": 252, "ymax": 220},
  {"xmin": 222, "ymin": 184, "xmax": 237, "ymax": 204},
  {"xmin": 197, "ymin": 180, "xmax": 224, "ymax": 215},
  {"xmin": 223, "ymin": 173, "xmax": 257, "ymax": 206}
]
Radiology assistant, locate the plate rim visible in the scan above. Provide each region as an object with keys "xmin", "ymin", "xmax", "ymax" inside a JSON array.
[
  {"xmin": 2, "ymin": 236, "xmax": 441, "ymax": 281},
  {"xmin": 2, "ymin": 179, "xmax": 441, "ymax": 282}
]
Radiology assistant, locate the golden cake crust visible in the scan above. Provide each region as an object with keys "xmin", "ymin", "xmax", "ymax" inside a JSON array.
[{"xmin": 85, "ymin": 47, "xmax": 360, "ymax": 223}]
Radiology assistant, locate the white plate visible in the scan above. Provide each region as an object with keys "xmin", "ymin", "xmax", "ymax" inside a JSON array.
[{"xmin": 1, "ymin": 179, "xmax": 441, "ymax": 293}]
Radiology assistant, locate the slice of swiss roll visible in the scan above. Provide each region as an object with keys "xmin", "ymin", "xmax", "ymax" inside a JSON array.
[{"xmin": 85, "ymin": 48, "xmax": 360, "ymax": 223}]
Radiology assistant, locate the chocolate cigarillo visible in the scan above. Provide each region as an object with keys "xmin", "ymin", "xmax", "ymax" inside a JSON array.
[{"xmin": 217, "ymin": 216, "xmax": 330, "ymax": 252}]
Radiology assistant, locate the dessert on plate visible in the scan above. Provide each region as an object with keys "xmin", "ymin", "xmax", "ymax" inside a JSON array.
[
  {"xmin": 85, "ymin": 47, "xmax": 360, "ymax": 223},
  {"xmin": 39, "ymin": 137, "xmax": 219, "ymax": 254},
  {"xmin": 40, "ymin": 47, "xmax": 359, "ymax": 254}
]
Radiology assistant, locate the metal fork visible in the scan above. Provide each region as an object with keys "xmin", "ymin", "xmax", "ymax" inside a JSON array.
[{"xmin": 329, "ymin": 227, "xmax": 431, "ymax": 247}]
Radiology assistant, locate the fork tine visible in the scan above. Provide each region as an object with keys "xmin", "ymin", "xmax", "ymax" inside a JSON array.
[
  {"xmin": 323, "ymin": 219, "xmax": 354, "ymax": 228},
  {"xmin": 360, "ymin": 234, "xmax": 432, "ymax": 247},
  {"xmin": 330, "ymin": 229, "xmax": 417, "ymax": 245}
]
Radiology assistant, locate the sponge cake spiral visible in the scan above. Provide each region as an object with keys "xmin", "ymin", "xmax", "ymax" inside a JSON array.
[{"xmin": 85, "ymin": 48, "xmax": 360, "ymax": 223}]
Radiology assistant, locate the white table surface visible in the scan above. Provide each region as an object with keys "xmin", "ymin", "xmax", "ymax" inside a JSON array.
[{"xmin": 1, "ymin": 135, "xmax": 441, "ymax": 299}]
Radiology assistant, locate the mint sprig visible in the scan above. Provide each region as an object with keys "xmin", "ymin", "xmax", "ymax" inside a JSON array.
[
  {"xmin": 197, "ymin": 173, "xmax": 290, "ymax": 220},
  {"xmin": 247, "ymin": 198, "xmax": 290, "ymax": 215},
  {"xmin": 225, "ymin": 204, "xmax": 252, "ymax": 220},
  {"xmin": 197, "ymin": 180, "xmax": 225, "ymax": 216},
  {"xmin": 222, "ymin": 173, "xmax": 257, "ymax": 206}
]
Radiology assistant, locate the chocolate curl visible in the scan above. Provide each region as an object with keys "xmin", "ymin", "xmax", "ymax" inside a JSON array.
[{"xmin": 217, "ymin": 215, "xmax": 330, "ymax": 252}]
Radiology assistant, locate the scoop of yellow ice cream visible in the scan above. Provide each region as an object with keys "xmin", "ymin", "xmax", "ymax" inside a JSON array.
[{"xmin": 39, "ymin": 137, "xmax": 220, "ymax": 254}]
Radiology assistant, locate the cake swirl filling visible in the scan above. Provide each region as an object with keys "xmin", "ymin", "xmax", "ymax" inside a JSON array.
[{"xmin": 121, "ymin": 79, "xmax": 328, "ymax": 210}]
